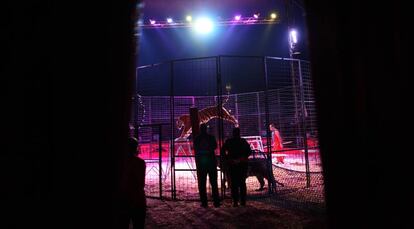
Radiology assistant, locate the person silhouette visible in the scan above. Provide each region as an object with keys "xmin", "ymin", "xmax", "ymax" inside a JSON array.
[
  {"xmin": 193, "ymin": 123, "xmax": 220, "ymax": 208},
  {"xmin": 119, "ymin": 137, "xmax": 146, "ymax": 229},
  {"xmin": 221, "ymin": 127, "xmax": 252, "ymax": 207}
]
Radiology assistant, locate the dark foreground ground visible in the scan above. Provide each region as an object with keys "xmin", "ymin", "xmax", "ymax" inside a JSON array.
[{"xmin": 143, "ymin": 197, "xmax": 327, "ymax": 229}]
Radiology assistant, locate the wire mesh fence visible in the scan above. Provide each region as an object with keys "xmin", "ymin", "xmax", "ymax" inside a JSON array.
[{"xmin": 133, "ymin": 56, "xmax": 324, "ymax": 204}]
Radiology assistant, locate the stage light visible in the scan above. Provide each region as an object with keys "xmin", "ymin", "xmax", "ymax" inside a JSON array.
[
  {"xmin": 289, "ymin": 29, "xmax": 298, "ymax": 44},
  {"xmin": 253, "ymin": 13, "xmax": 259, "ymax": 19},
  {"xmin": 270, "ymin": 13, "xmax": 277, "ymax": 19},
  {"xmin": 166, "ymin": 18, "xmax": 173, "ymax": 23},
  {"xmin": 186, "ymin": 15, "xmax": 192, "ymax": 22},
  {"xmin": 194, "ymin": 17, "xmax": 214, "ymax": 34},
  {"xmin": 234, "ymin": 15, "xmax": 241, "ymax": 21},
  {"xmin": 149, "ymin": 19, "xmax": 156, "ymax": 25}
]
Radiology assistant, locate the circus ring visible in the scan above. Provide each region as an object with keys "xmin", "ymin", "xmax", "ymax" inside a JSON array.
[{"xmin": 133, "ymin": 56, "xmax": 324, "ymax": 204}]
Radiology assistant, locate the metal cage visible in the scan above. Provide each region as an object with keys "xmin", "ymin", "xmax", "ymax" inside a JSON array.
[{"xmin": 132, "ymin": 56, "xmax": 323, "ymax": 203}]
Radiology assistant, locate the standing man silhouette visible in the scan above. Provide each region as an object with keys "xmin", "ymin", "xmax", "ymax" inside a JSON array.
[
  {"xmin": 119, "ymin": 137, "xmax": 146, "ymax": 229},
  {"xmin": 221, "ymin": 127, "xmax": 252, "ymax": 207},
  {"xmin": 194, "ymin": 123, "xmax": 220, "ymax": 208}
]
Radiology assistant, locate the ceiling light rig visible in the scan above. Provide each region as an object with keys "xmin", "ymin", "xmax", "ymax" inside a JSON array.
[{"xmin": 140, "ymin": 12, "xmax": 280, "ymax": 29}]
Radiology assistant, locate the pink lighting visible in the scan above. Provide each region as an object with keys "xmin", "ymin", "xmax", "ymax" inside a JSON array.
[
  {"xmin": 149, "ymin": 19, "xmax": 156, "ymax": 25},
  {"xmin": 234, "ymin": 15, "xmax": 241, "ymax": 21},
  {"xmin": 253, "ymin": 14, "xmax": 259, "ymax": 19}
]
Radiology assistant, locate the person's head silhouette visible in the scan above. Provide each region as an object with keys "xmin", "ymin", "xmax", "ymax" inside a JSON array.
[
  {"xmin": 128, "ymin": 137, "xmax": 138, "ymax": 157},
  {"xmin": 232, "ymin": 127, "xmax": 241, "ymax": 138},
  {"xmin": 200, "ymin": 123, "xmax": 208, "ymax": 134}
]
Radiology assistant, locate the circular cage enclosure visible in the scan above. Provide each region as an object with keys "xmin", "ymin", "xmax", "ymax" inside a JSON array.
[{"xmin": 133, "ymin": 56, "xmax": 323, "ymax": 202}]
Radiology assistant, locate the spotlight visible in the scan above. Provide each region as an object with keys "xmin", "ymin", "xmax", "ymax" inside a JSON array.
[
  {"xmin": 194, "ymin": 17, "xmax": 214, "ymax": 34},
  {"xmin": 166, "ymin": 18, "xmax": 173, "ymax": 23},
  {"xmin": 253, "ymin": 13, "xmax": 259, "ymax": 19},
  {"xmin": 234, "ymin": 15, "xmax": 241, "ymax": 21},
  {"xmin": 186, "ymin": 15, "xmax": 192, "ymax": 22},
  {"xmin": 289, "ymin": 29, "xmax": 298, "ymax": 44},
  {"xmin": 270, "ymin": 13, "xmax": 277, "ymax": 19},
  {"xmin": 149, "ymin": 19, "xmax": 156, "ymax": 25}
]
